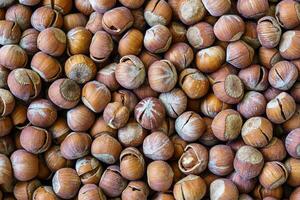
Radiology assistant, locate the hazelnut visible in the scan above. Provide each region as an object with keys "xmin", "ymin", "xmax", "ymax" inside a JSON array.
[
  {"xmin": 257, "ymin": 16, "xmax": 282, "ymax": 48},
  {"xmin": 237, "ymin": 0, "xmax": 269, "ymax": 19},
  {"xmin": 208, "ymin": 63, "xmax": 238, "ymax": 83},
  {"xmin": 89, "ymin": 0, "xmax": 116, "ymax": 13},
  {"xmin": 242, "ymin": 21, "xmax": 260, "ymax": 49},
  {"xmin": 259, "ymin": 47, "xmax": 281, "ymax": 69},
  {"xmin": 238, "ymin": 64, "xmax": 269, "ymax": 91},
  {"xmin": 13, "ymin": 179, "xmax": 41, "ymax": 200},
  {"xmin": 10, "ymin": 103, "xmax": 29, "ymax": 129},
  {"xmin": 118, "ymin": 119, "xmax": 146, "ymax": 144},
  {"xmin": 210, "ymin": 178, "xmax": 239, "ymax": 200},
  {"xmin": 214, "ymin": 15, "xmax": 245, "ymax": 42},
  {"xmin": 5, "ymin": 4, "xmax": 32, "ymax": 30},
  {"xmin": 91, "ymin": 134, "xmax": 122, "ymax": 164},
  {"xmin": 226, "ymin": 40, "xmax": 254, "ymax": 68},
  {"xmin": 0, "ymin": 44, "xmax": 28, "ymax": 70},
  {"xmin": 20, "ymin": 126, "xmax": 52, "ymax": 154},
  {"xmin": 143, "ymin": 131, "xmax": 174, "ymax": 160},
  {"xmin": 0, "ymin": 65, "xmax": 9, "ymax": 88},
  {"xmin": 48, "ymin": 78, "xmax": 81, "ymax": 109},
  {"xmin": 144, "ymin": 25, "xmax": 172, "ymax": 53},
  {"xmin": 152, "ymin": 192, "xmax": 175, "ymax": 200},
  {"xmin": 202, "ymin": 0, "xmax": 231, "ymax": 16},
  {"xmin": 10, "ymin": 149, "xmax": 39, "ymax": 181},
  {"xmin": 175, "ymin": 111, "xmax": 206, "ymax": 142},
  {"xmin": 0, "ymin": 154, "xmax": 12, "ymax": 184},
  {"xmin": 67, "ymin": 104, "xmax": 95, "ymax": 131},
  {"xmin": 152, "ymin": 117, "xmax": 175, "ymax": 136},
  {"xmin": 144, "ymin": 0, "xmax": 172, "ymax": 27},
  {"xmin": 49, "ymin": 117, "xmax": 70, "ymax": 144},
  {"xmin": 99, "ymin": 165, "xmax": 128, "ymax": 197},
  {"xmin": 234, "ymin": 145, "xmax": 264, "ymax": 179},
  {"xmin": 171, "ymin": 134, "xmax": 187, "ymax": 160},
  {"xmin": 275, "ymin": 0, "xmax": 300, "ymax": 29},
  {"xmin": 0, "ymin": 88, "xmax": 15, "ymax": 116},
  {"xmin": 186, "ymin": 22, "xmax": 215, "ymax": 50},
  {"xmin": 291, "ymin": 187, "xmax": 300, "ymax": 200},
  {"xmin": 103, "ymin": 102, "xmax": 130, "ymax": 129},
  {"xmin": 199, "ymin": 118, "xmax": 219, "ymax": 147},
  {"xmin": 32, "ymin": 186, "xmax": 58, "ymax": 200},
  {"xmin": 208, "ymin": 145, "xmax": 234, "ymax": 176},
  {"xmin": 0, "ymin": 116, "xmax": 12, "ymax": 137},
  {"xmin": 89, "ymin": 31, "xmax": 113, "ymax": 63},
  {"xmin": 118, "ymin": 29, "xmax": 143, "ymax": 56},
  {"xmin": 266, "ymin": 92, "xmax": 296, "ymax": 124},
  {"xmin": 102, "ymin": 6, "xmax": 134, "ymax": 35},
  {"xmin": 52, "ymin": 168, "xmax": 81, "ymax": 199},
  {"xmin": 279, "ymin": 30, "xmax": 300, "ymax": 60},
  {"xmin": 268, "ymin": 61, "xmax": 298, "ymax": 90},
  {"xmin": 133, "ymin": 81, "xmax": 159, "ymax": 99},
  {"xmin": 283, "ymin": 105, "xmax": 300, "ymax": 133},
  {"xmin": 44, "ymin": 145, "xmax": 73, "ymax": 172},
  {"xmin": 196, "ymin": 45, "xmax": 226, "ymax": 73},
  {"xmin": 285, "ymin": 158, "xmax": 300, "ymax": 187},
  {"xmin": 147, "ymin": 160, "xmax": 174, "ymax": 192},
  {"xmin": 132, "ymin": 8, "xmax": 146, "ymax": 31},
  {"xmin": 7, "ymin": 68, "xmax": 41, "ymax": 102},
  {"xmin": 115, "ymin": 55, "xmax": 146, "ymax": 89},
  {"xmin": 212, "ymin": 109, "xmax": 243, "ymax": 141},
  {"xmin": 285, "ymin": 128, "xmax": 300, "ymax": 158},
  {"xmin": 112, "ymin": 90, "xmax": 138, "ymax": 113},
  {"xmin": 75, "ymin": 156, "xmax": 103, "ymax": 185},
  {"xmin": 63, "ymin": 13, "xmax": 87, "ymax": 31},
  {"xmin": 229, "ymin": 172, "xmax": 257, "ymax": 193},
  {"xmin": 31, "ymin": 52, "xmax": 62, "ymax": 82},
  {"xmin": 0, "ymin": 20, "xmax": 21, "ymax": 45},
  {"xmin": 85, "ymin": 12, "xmax": 103, "ymax": 33},
  {"xmin": 139, "ymin": 50, "xmax": 161, "ymax": 69},
  {"xmin": 66, "ymin": 27, "xmax": 92, "ymax": 55},
  {"xmin": 37, "ymin": 27, "xmax": 66, "ymax": 57},
  {"xmin": 200, "ymin": 93, "xmax": 231, "ymax": 118},
  {"xmin": 261, "ymin": 137, "xmax": 287, "ymax": 162},
  {"xmin": 0, "ymin": 136, "xmax": 14, "ymax": 155},
  {"xmin": 177, "ymin": 0, "xmax": 205, "ymax": 25},
  {"xmin": 96, "ymin": 63, "xmax": 120, "ymax": 91},
  {"xmin": 179, "ymin": 68, "xmax": 209, "ymax": 99},
  {"xmin": 291, "ymin": 82, "xmax": 300, "ymax": 103},
  {"xmin": 119, "ymin": 0, "xmax": 144, "ymax": 9},
  {"xmin": 31, "ymin": 6, "xmax": 63, "ymax": 31},
  {"xmin": 173, "ymin": 175, "xmax": 207, "ymax": 200},
  {"xmin": 121, "ymin": 181, "xmax": 149, "ymax": 200},
  {"xmin": 259, "ymin": 161, "xmax": 288, "ymax": 189},
  {"xmin": 178, "ymin": 143, "xmax": 208, "ymax": 174},
  {"xmin": 78, "ymin": 184, "xmax": 106, "ymax": 200},
  {"xmin": 74, "ymin": 0, "xmax": 93, "ymax": 15},
  {"xmin": 237, "ymin": 91, "xmax": 267, "ymax": 119},
  {"xmin": 42, "ymin": 0, "xmax": 73, "ymax": 14},
  {"xmin": 264, "ymin": 87, "xmax": 282, "ymax": 102},
  {"xmin": 120, "ymin": 147, "xmax": 145, "ymax": 180},
  {"xmin": 90, "ymin": 116, "xmax": 117, "ymax": 138},
  {"xmin": 227, "ymin": 137, "xmax": 247, "ymax": 152},
  {"xmin": 169, "ymin": 22, "xmax": 186, "ymax": 43},
  {"xmin": 65, "ymin": 54, "xmax": 97, "ymax": 84},
  {"xmin": 253, "ymin": 184, "xmax": 283, "ymax": 199}
]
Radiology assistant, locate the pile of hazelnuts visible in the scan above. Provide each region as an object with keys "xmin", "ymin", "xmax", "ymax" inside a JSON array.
[{"xmin": 0, "ymin": 0, "xmax": 300, "ymax": 199}]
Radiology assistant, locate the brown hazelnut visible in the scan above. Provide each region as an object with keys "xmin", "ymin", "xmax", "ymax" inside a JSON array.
[
  {"xmin": 66, "ymin": 27, "xmax": 92, "ymax": 55},
  {"xmin": 152, "ymin": 117, "xmax": 175, "ymax": 136},
  {"xmin": 208, "ymin": 63, "xmax": 238, "ymax": 83},
  {"xmin": 119, "ymin": 0, "xmax": 144, "ymax": 9},
  {"xmin": 186, "ymin": 22, "xmax": 215, "ymax": 50},
  {"xmin": 96, "ymin": 63, "xmax": 120, "ymax": 91},
  {"xmin": 143, "ymin": 131, "xmax": 174, "ymax": 160},
  {"xmin": 91, "ymin": 134, "xmax": 122, "ymax": 164},
  {"xmin": 199, "ymin": 118, "xmax": 219, "ymax": 147},
  {"xmin": 0, "ymin": 20, "xmax": 21, "ymax": 45},
  {"xmin": 0, "ymin": 88, "xmax": 15, "ymax": 117},
  {"xmin": 10, "ymin": 149, "xmax": 39, "ymax": 181},
  {"xmin": 132, "ymin": 8, "xmax": 146, "ymax": 31},
  {"xmin": 237, "ymin": 91, "xmax": 267, "ymax": 119},
  {"xmin": 103, "ymin": 102, "xmax": 130, "ymax": 129},
  {"xmin": 152, "ymin": 192, "xmax": 175, "ymax": 200},
  {"xmin": 253, "ymin": 184, "xmax": 283, "ymax": 199},
  {"xmin": 48, "ymin": 78, "xmax": 81, "ymax": 109},
  {"xmin": 0, "ymin": 136, "xmax": 14, "ymax": 155},
  {"xmin": 208, "ymin": 145, "xmax": 234, "ymax": 176},
  {"xmin": 229, "ymin": 172, "xmax": 257, "ymax": 194},
  {"xmin": 196, "ymin": 45, "xmax": 226, "ymax": 73},
  {"xmin": 102, "ymin": 6, "xmax": 134, "ymax": 35},
  {"xmin": 48, "ymin": 117, "xmax": 70, "ymax": 144},
  {"xmin": 164, "ymin": 43, "xmax": 193, "ymax": 72},
  {"xmin": 260, "ymin": 137, "xmax": 287, "ymax": 162},
  {"xmin": 44, "ymin": 145, "xmax": 73, "ymax": 172},
  {"xmin": 139, "ymin": 50, "xmax": 161, "ymax": 70},
  {"xmin": 283, "ymin": 105, "xmax": 300, "ymax": 133},
  {"xmin": 0, "ymin": 44, "xmax": 28, "ymax": 70},
  {"xmin": 279, "ymin": 30, "xmax": 300, "ymax": 60},
  {"xmin": 237, "ymin": 0, "xmax": 269, "ymax": 19},
  {"xmin": 37, "ymin": 157, "xmax": 52, "ymax": 180},
  {"xmin": 32, "ymin": 186, "xmax": 59, "ymax": 200},
  {"xmin": 65, "ymin": 54, "xmax": 97, "ymax": 84},
  {"xmin": 168, "ymin": 22, "xmax": 186, "ymax": 43},
  {"xmin": 90, "ymin": 117, "xmax": 117, "ymax": 139},
  {"xmin": 74, "ymin": 0, "xmax": 93, "ymax": 15},
  {"xmin": 52, "ymin": 168, "xmax": 81, "ymax": 199},
  {"xmin": 89, "ymin": 31, "xmax": 113, "ymax": 63},
  {"xmin": 175, "ymin": 111, "xmax": 206, "ymax": 142},
  {"xmin": 173, "ymin": 175, "xmax": 207, "ymax": 200},
  {"xmin": 76, "ymin": 156, "xmax": 103, "ymax": 185},
  {"xmin": 211, "ymin": 109, "xmax": 243, "ymax": 141},
  {"xmin": 291, "ymin": 82, "xmax": 300, "ymax": 103},
  {"xmin": 259, "ymin": 161, "xmax": 288, "ymax": 189},
  {"xmin": 37, "ymin": 27, "xmax": 66, "ymax": 57},
  {"xmin": 179, "ymin": 68, "xmax": 209, "ymax": 99},
  {"xmin": 31, "ymin": 6, "xmax": 63, "ymax": 31},
  {"xmin": 268, "ymin": 61, "xmax": 298, "ymax": 90},
  {"xmin": 227, "ymin": 137, "xmax": 247, "ymax": 152},
  {"xmin": 238, "ymin": 64, "xmax": 269, "ymax": 91},
  {"xmin": 78, "ymin": 184, "xmax": 106, "ymax": 200},
  {"xmin": 63, "ymin": 13, "xmax": 87, "ymax": 31},
  {"xmin": 10, "ymin": 103, "xmax": 29, "ymax": 129},
  {"xmin": 42, "ymin": 0, "xmax": 73, "ymax": 14},
  {"xmin": 202, "ymin": 0, "xmax": 231, "ymax": 16},
  {"xmin": 99, "ymin": 165, "xmax": 128, "ymax": 197},
  {"xmin": 285, "ymin": 128, "xmax": 300, "ymax": 158},
  {"xmin": 13, "ymin": 179, "xmax": 41, "ymax": 200},
  {"xmin": 67, "ymin": 104, "xmax": 95, "ymax": 132},
  {"xmin": 234, "ymin": 145, "xmax": 264, "ymax": 179},
  {"xmin": 170, "ymin": 134, "xmax": 187, "ymax": 160},
  {"xmin": 259, "ymin": 47, "xmax": 281, "ymax": 69},
  {"xmin": 257, "ymin": 16, "xmax": 282, "ymax": 48},
  {"xmin": 89, "ymin": 0, "xmax": 116, "ymax": 13},
  {"xmin": 291, "ymin": 187, "xmax": 300, "ymax": 200},
  {"xmin": 31, "ymin": 52, "xmax": 62, "ymax": 82},
  {"xmin": 0, "ymin": 65, "xmax": 9, "ymax": 88},
  {"xmin": 144, "ymin": 25, "xmax": 172, "ymax": 53},
  {"xmin": 7, "ymin": 68, "xmax": 41, "ymax": 102},
  {"xmin": 242, "ymin": 21, "xmax": 260, "ymax": 49},
  {"xmin": 178, "ymin": 143, "xmax": 208, "ymax": 174},
  {"xmin": 264, "ymin": 87, "xmax": 281, "ymax": 102},
  {"xmin": 226, "ymin": 40, "xmax": 254, "ymax": 68},
  {"xmin": 144, "ymin": 0, "xmax": 172, "ymax": 26},
  {"xmin": 118, "ymin": 29, "xmax": 143, "ymax": 57},
  {"xmin": 5, "ymin": 4, "xmax": 32, "ymax": 30},
  {"xmin": 20, "ymin": 126, "xmax": 52, "ymax": 154},
  {"xmin": 214, "ymin": 15, "xmax": 245, "ymax": 42},
  {"xmin": 0, "ymin": 116, "xmax": 12, "ymax": 137},
  {"xmin": 122, "ymin": 181, "xmax": 149, "ymax": 200},
  {"xmin": 177, "ymin": 0, "xmax": 205, "ymax": 25},
  {"xmin": 266, "ymin": 92, "xmax": 296, "ymax": 124},
  {"xmin": 120, "ymin": 147, "xmax": 145, "ymax": 180},
  {"xmin": 200, "ymin": 93, "xmax": 231, "ymax": 118},
  {"xmin": 133, "ymin": 80, "xmax": 159, "ymax": 99},
  {"xmin": 275, "ymin": 0, "xmax": 300, "ymax": 29},
  {"xmin": 210, "ymin": 178, "xmax": 239, "ymax": 200},
  {"xmin": 117, "ymin": 119, "xmax": 146, "ymax": 146},
  {"xmin": 147, "ymin": 160, "xmax": 174, "ymax": 192},
  {"xmin": 0, "ymin": 154, "xmax": 12, "ymax": 184},
  {"xmin": 85, "ymin": 12, "xmax": 103, "ymax": 34},
  {"xmin": 112, "ymin": 90, "xmax": 138, "ymax": 113},
  {"xmin": 285, "ymin": 158, "xmax": 300, "ymax": 187}
]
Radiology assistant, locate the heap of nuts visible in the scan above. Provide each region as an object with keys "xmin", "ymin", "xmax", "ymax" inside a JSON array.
[{"xmin": 1, "ymin": 0, "xmax": 300, "ymax": 199}]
